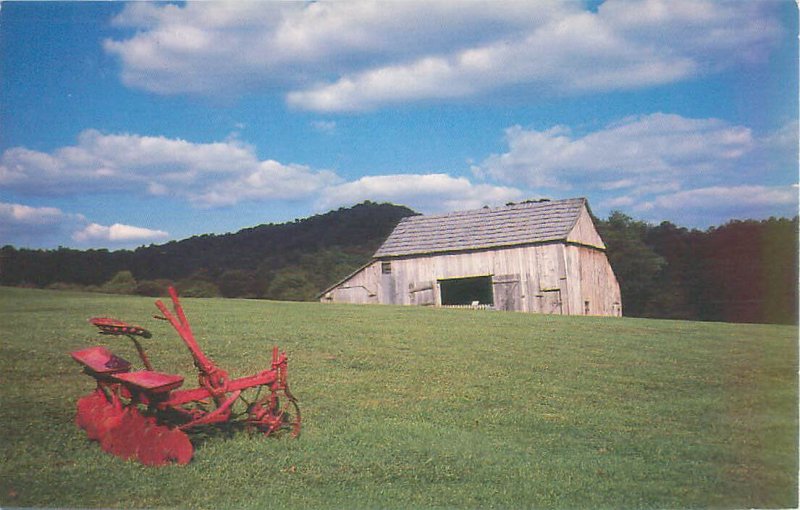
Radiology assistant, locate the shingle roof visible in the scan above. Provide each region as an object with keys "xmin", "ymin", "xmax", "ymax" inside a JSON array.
[{"xmin": 374, "ymin": 197, "xmax": 587, "ymax": 258}]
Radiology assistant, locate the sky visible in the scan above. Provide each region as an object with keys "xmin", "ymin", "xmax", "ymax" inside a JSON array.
[{"xmin": 0, "ymin": 0, "xmax": 797, "ymax": 250}]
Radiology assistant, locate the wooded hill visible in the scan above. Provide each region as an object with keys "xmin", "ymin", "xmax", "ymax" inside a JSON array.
[
  {"xmin": 0, "ymin": 201, "xmax": 796, "ymax": 324},
  {"xmin": 0, "ymin": 202, "xmax": 415, "ymax": 301}
]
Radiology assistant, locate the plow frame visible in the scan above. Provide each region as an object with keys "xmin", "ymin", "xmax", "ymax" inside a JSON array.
[{"xmin": 71, "ymin": 286, "xmax": 300, "ymax": 466}]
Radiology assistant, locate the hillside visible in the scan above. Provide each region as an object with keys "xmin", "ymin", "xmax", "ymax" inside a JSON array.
[
  {"xmin": 0, "ymin": 201, "xmax": 417, "ymax": 300},
  {"xmin": 0, "ymin": 287, "xmax": 796, "ymax": 508}
]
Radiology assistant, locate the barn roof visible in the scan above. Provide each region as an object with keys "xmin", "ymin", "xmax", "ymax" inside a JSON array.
[{"xmin": 374, "ymin": 197, "xmax": 590, "ymax": 258}]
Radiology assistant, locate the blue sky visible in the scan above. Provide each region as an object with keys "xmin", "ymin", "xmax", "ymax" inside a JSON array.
[{"xmin": 1, "ymin": 1, "xmax": 797, "ymax": 249}]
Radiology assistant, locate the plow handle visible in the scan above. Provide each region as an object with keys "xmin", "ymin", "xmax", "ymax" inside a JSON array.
[{"xmin": 155, "ymin": 287, "xmax": 218, "ymax": 377}]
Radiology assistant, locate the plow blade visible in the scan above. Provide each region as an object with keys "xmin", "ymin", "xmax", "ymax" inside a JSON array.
[{"xmin": 75, "ymin": 393, "xmax": 193, "ymax": 466}]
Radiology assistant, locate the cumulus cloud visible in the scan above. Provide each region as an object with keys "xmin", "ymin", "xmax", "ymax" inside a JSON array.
[
  {"xmin": 473, "ymin": 113, "xmax": 755, "ymax": 191},
  {"xmin": 72, "ymin": 223, "xmax": 169, "ymax": 243},
  {"xmin": 0, "ymin": 130, "xmax": 338, "ymax": 208},
  {"xmin": 0, "ymin": 201, "xmax": 169, "ymax": 248},
  {"xmin": 1, "ymin": 130, "xmax": 530, "ymax": 223},
  {"xmin": 103, "ymin": 2, "xmax": 543, "ymax": 97},
  {"xmin": 103, "ymin": 0, "xmax": 783, "ymax": 111},
  {"xmin": 319, "ymin": 173, "xmax": 525, "ymax": 213},
  {"xmin": 0, "ymin": 202, "xmax": 77, "ymax": 247},
  {"xmin": 472, "ymin": 113, "xmax": 797, "ymax": 226},
  {"xmin": 0, "ymin": 202, "xmax": 67, "ymax": 226},
  {"xmin": 630, "ymin": 185, "xmax": 799, "ymax": 227},
  {"xmin": 643, "ymin": 185, "xmax": 798, "ymax": 212},
  {"xmin": 191, "ymin": 161, "xmax": 340, "ymax": 208}
]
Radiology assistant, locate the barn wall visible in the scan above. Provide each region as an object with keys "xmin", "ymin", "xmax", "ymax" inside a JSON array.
[
  {"xmin": 566, "ymin": 207, "xmax": 605, "ymax": 249},
  {"xmin": 320, "ymin": 261, "xmax": 382, "ymax": 304},
  {"xmin": 322, "ymin": 201, "xmax": 621, "ymax": 316},
  {"xmin": 322, "ymin": 243, "xmax": 621, "ymax": 317},
  {"xmin": 563, "ymin": 244, "xmax": 622, "ymax": 316}
]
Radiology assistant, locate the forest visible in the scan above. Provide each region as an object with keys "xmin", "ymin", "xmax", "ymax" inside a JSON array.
[{"xmin": 1, "ymin": 201, "xmax": 796, "ymax": 325}]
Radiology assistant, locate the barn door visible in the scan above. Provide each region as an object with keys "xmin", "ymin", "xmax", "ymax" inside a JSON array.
[
  {"xmin": 409, "ymin": 281, "xmax": 435, "ymax": 306},
  {"xmin": 493, "ymin": 274, "xmax": 521, "ymax": 311},
  {"xmin": 541, "ymin": 289, "xmax": 562, "ymax": 315},
  {"xmin": 538, "ymin": 249, "xmax": 561, "ymax": 291}
]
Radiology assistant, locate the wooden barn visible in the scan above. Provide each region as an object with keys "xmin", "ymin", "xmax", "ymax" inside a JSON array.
[{"xmin": 319, "ymin": 197, "xmax": 622, "ymax": 316}]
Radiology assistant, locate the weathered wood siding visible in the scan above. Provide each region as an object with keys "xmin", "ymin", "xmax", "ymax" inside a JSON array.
[
  {"xmin": 563, "ymin": 244, "xmax": 622, "ymax": 316},
  {"xmin": 566, "ymin": 206, "xmax": 605, "ymax": 249},
  {"xmin": 321, "ymin": 202, "xmax": 621, "ymax": 316},
  {"xmin": 322, "ymin": 242, "xmax": 622, "ymax": 316},
  {"xmin": 323, "ymin": 261, "xmax": 382, "ymax": 304}
]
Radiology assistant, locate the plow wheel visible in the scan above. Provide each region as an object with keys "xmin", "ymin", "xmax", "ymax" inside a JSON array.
[{"xmin": 246, "ymin": 390, "xmax": 301, "ymax": 438}]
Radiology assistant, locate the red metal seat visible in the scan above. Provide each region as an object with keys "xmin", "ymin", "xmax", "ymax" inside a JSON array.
[
  {"xmin": 112, "ymin": 371, "xmax": 184, "ymax": 394},
  {"xmin": 71, "ymin": 346, "xmax": 131, "ymax": 374}
]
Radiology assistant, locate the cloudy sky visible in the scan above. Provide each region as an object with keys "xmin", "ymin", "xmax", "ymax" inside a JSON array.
[{"xmin": 1, "ymin": 1, "xmax": 797, "ymax": 249}]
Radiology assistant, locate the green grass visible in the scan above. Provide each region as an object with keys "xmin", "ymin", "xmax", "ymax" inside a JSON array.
[{"xmin": 0, "ymin": 286, "xmax": 796, "ymax": 509}]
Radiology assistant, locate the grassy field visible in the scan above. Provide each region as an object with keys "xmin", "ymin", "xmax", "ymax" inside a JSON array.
[{"xmin": 0, "ymin": 286, "xmax": 796, "ymax": 509}]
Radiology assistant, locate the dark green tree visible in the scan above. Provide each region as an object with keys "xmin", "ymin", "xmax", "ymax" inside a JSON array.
[
  {"xmin": 596, "ymin": 212, "xmax": 666, "ymax": 317},
  {"xmin": 265, "ymin": 267, "xmax": 318, "ymax": 301},
  {"xmin": 102, "ymin": 270, "xmax": 138, "ymax": 294}
]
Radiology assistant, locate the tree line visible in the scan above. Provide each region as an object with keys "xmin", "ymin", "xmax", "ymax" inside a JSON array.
[
  {"xmin": 0, "ymin": 201, "xmax": 796, "ymax": 324},
  {"xmin": 0, "ymin": 201, "xmax": 415, "ymax": 301},
  {"xmin": 595, "ymin": 212, "xmax": 797, "ymax": 325}
]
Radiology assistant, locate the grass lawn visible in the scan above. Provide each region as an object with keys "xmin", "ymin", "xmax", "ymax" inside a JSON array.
[{"xmin": 0, "ymin": 286, "xmax": 796, "ymax": 509}]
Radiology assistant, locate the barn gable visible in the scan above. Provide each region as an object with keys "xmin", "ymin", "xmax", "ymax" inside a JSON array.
[
  {"xmin": 321, "ymin": 198, "xmax": 621, "ymax": 317},
  {"xmin": 566, "ymin": 203, "xmax": 605, "ymax": 250}
]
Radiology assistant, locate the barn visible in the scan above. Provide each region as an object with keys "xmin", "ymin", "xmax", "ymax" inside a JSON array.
[{"xmin": 319, "ymin": 197, "xmax": 622, "ymax": 316}]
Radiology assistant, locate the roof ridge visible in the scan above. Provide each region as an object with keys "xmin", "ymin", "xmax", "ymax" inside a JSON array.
[
  {"xmin": 373, "ymin": 197, "xmax": 590, "ymax": 258},
  {"xmin": 396, "ymin": 197, "xmax": 584, "ymax": 223}
]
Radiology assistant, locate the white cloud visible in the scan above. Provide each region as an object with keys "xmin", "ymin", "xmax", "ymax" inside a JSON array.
[
  {"xmin": 319, "ymin": 173, "xmax": 524, "ymax": 213},
  {"xmin": 472, "ymin": 113, "xmax": 798, "ymax": 226},
  {"xmin": 0, "ymin": 202, "xmax": 66, "ymax": 226},
  {"xmin": 0, "ymin": 130, "xmax": 338, "ymax": 208},
  {"xmin": 0, "ymin": 203, "xmax": 79, "ymax": 248},
  {"xmin": 104, "ymin": 2, "xmax": 548, "ymax": 97},
  {"xmin": 72, "ymin": 223, "xmax": 169, "ymax": 243},
  {"xmin": 760, "ymin": 119, "xmax": 799, "ymax": 151},
  {"xmin": 645, "ymin": 185, "xmax": 798, "ymax": 212},
  {"xmin": 601, "ymin": 196, "xmax": 636, "ymax": 209},
  {"xmin": 286, "ymin": 8, "xmax": 699, "ymax": 112},
  {"xmin": 191, "ymin": 161, "xmax": 341, "ymax": 208},
  {"xmin": 473, "ymin": 113, "xmax": 755, "ymax": 191},
  {"xmin": 0, "ymin": 130, "xmax": 524, "ymax": 225},
  {"xmin": 103, "ymin": 1, "xmax": 783, "ymax": 111},
  {"xmin": 0, "ymin": 201, "xmax": 170, "ymax": 248},
  {"xmin": 631, "ymin": 185, "xmax": 799, "ymax": 226}
]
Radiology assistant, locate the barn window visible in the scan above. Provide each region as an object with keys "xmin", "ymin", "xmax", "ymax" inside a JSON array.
[
  {"xmin": 439, "ymin": 276, "xmax": 494, "ymax": 306},
  {"xmin": 381, "ymin": 262, "xmax": 392, "ymax": 274}
]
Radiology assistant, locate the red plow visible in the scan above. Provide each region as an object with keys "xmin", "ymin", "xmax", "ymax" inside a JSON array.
[{"xmin": 70, "ymin": 287, "xmax": 300, "ymax": 466}]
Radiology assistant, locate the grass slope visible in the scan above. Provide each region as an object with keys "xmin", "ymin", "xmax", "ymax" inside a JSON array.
[{"xmin": 0, "ymin": 287, "xmax": 796, "ymax": 509}]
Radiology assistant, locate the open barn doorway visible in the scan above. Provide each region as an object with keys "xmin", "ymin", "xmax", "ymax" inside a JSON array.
[{"xmin": 439, "ymin": 276, "xmax": 494, "ymax": 306}]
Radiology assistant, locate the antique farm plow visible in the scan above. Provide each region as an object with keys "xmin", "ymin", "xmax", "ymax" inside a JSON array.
[{"xmin": 70, "ymin": 287, "xmax": 300, "ymax": 466}]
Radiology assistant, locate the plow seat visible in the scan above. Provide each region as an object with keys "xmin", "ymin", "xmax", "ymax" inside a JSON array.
[
  {"xmin": 71, "ymin": 346, "xmax": 131, "ymax": 374},
  {"xmin": 113, "ymin": 371, "xmax": 184, "ymax": 394}
]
